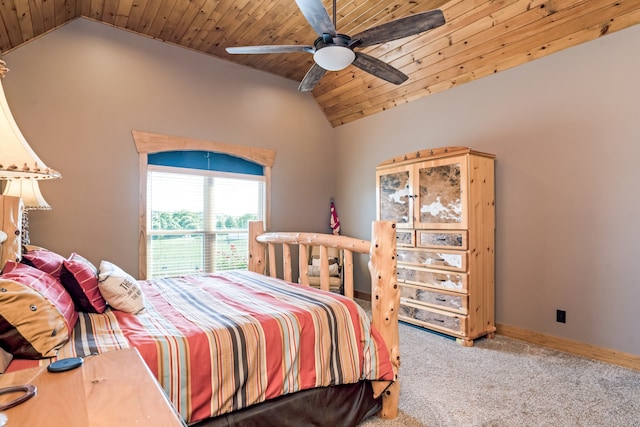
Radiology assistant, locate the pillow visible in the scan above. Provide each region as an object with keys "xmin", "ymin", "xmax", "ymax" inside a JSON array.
[
  {"xmin": 311, "ymin": 256, "xmax": 340, "ymax": 266},
  {"xmin": 97, "ymin": 261, "xmax": 145, "ymax": 314},
  {"xmin": 0, "ymin": 261, "xmax": 78, "ymax": 359},
  {"xmin": 0, "ymin": 347, "xmax": 12, "ymax": 373},
  {"xmin": 21, "ymin": 248, "xmax": 66, "ymax": 280},
  {"xmin": 308, "ymin": 261, "xmax": 339, "ymax": 277},
  {"xmin": 60, "ymin": 253, "xmax": 106, "ymax": 313}
]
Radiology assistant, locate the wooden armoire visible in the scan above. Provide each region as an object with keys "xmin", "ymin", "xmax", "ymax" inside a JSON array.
[{"xmin": 376, "ymin": 147, "xmax": 495, "ymax": 346}]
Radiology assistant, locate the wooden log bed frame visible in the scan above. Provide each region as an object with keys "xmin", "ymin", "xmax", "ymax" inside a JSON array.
[
  {"xmin": 0, "ymin": 196, "xmax": 400, "ymax": 423},
  {"xmin": 247, "ymin": 220, "xmax": 400, "ymax": 419}
]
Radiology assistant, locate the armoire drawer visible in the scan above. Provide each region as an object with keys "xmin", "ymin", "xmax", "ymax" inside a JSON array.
[
  {"xmin": 400, "ymin": 283, "xmax": 467, "ymax": 314},
  {"xmin": 397, "ymin": 266, "xmax": 467, "ymax": 292},
  {"xmin": 399, "ymin": 302, "xmax": 466, "ymax": 336},
  {"xmin": 416, "ymin": 230, "xmax": 467, "ymax": 250},
  {"xmin": 396, "ymin": 230, "xmax": 415, "ymax": 247},
  {"xmin": 397, "ymin": 248, "xmax": 467, "ymax": 272}
]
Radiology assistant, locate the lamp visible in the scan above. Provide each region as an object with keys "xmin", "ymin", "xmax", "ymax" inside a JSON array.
[
  {"xmin": 0, "ymin": 59, "xmax": 60, "ymax": 246},
  {"xmin": 0, "ymin": 60, "xmax": 60, "ymax": 180},
  {"xmin": 313, "ymin": 35, "xmax": 355, "ymax": 71},
  {"xmin": 2, "ymin": 177, "xmax": 51, "ymax": 247},
  {"xmin": 2, "ymin": 179, "xmax": 51, "ymax": 210}
]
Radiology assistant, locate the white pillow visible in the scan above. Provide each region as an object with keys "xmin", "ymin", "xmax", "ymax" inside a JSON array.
[
  {"xmin": 308, "ymin": 263, "xmax": 339, "ymax": 277},
  {"xmin": 97, "ymin": 261, "xmax": 145, "ymax": 314},
  {"xmin": 311, "ymin": 257, "xmax": 339, "ymax": 266}
]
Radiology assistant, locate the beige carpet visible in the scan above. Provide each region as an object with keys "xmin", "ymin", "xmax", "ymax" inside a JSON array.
[{"xmin": 357, "ymin": 304, "xmax": 640, "ymax": 426}]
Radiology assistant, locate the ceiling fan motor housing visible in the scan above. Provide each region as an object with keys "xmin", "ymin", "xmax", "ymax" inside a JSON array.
[
  {"xmin": 314, "ymin": 33, "xmax": 352, "ymax": 48},
  {"xmin": 313, "ymin": 34, "xmax": 355, "ymax": 71}
]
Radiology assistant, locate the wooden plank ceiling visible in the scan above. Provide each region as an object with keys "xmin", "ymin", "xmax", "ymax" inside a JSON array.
[{"xmin": 1, "ymin": 0, "xmax": 639, "ymax": 127}]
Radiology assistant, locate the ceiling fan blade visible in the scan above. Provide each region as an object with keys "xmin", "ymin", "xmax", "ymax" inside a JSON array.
[
  {"xmin": 298, "ymin": 63, "xmax": 327, "ymax": 92},
  {"xmin": 226, "ymin": 45, "xmax": 314, "ymax": 55},
  {"xmin": 295, "ymin": 0, "xmax": 336, "ymax": 37},
  {"xmin": 352, "ymin": 52, "xmax": 408, "ymax": 85},
  {"xmin": 352, "ymin": 9, "xmax": 445, "ymax": 47}
]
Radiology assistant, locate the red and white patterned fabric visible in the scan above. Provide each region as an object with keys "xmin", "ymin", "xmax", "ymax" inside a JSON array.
[
  {"xmin": 60, "ymin": 253, "xmax": 106, "ymax": 313},
  {"xmin": 20, "ymin": 248, "xmax": 66, "ymax": 280},
  {"xmin": 7, "ymin": 270, "xmax": 393, "ymax": 423}
]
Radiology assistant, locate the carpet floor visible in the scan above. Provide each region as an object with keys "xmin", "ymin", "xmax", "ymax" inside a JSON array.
[{"xmin": 357, "ymin": 305, "xmax": 640, "ymax": 426}]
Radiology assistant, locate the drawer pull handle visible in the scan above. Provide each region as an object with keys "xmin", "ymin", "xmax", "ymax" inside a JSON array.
[
  {"xmin": 435, "ymin": 258, "xmax": 445, "ymax": 262},
  {"xmin": 436, "ymin": 237, "xmax": 446, "ymax": 241},
  {"xmin": 434, "ymin": 319, "xmax": 445, "ymax": 323},
  {"xmin": 436, "ymin": 298, "xmax": 447, "ymax": 302},
  {"xmin": 436, "ymin": 279, "xmax": 446, "ymax": 282}
]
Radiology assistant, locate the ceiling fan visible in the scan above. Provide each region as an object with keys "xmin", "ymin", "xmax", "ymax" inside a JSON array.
[{"xmin": 225, "ymin": 0, "xmax": 446, "ymax": 92}]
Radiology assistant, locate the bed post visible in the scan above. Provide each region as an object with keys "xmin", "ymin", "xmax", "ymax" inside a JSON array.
[
  {"xmin": 369, "ymin": 221, "xmax": 399, "ymax": 419},
  {"xmin": 0, "ymin": 195, "xmax": 23, "ymax": 270},
  {"xmin": 248, "ymin": 221, "xmax": 266, "ymax": 275}
]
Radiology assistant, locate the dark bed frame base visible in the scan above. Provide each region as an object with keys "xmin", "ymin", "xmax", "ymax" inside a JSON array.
[{"xmin": 191, "ymin": 381, "xmax": 381, "ymax": 427}]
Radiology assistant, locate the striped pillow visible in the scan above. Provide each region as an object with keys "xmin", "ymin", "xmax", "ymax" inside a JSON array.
[
  {"xmin": 0, "ymin": 261, "xmax": 78, "ymax": 359},
  {"xmin": 60, "ymin": 253, "xmax": 106, "ymax": 313},
  {"xmin": 21, "ymin": 248, "xmax": 66, "ymax": 281}
]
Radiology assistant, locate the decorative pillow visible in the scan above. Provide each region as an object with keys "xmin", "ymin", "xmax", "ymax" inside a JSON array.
[
  {"xmin": 311, "ymin": 257, "xmax": 340, "ymax": 266},
  {"xmin": 308, "ymin": 263, "xmax": 340, "ymax": 277},
  {"xmin": 0, "ymin": 347, "xmax": 12, "ymax": 373},
  {"xmin": 0, "ymin": 261, "xmax": 78, "ymax": 359},
  {"xmin": 97, "ymin": 261, "xmax": 145, "ymax": 314},
  {"xmin": 21, "ymin": 248, "xmax": 66, "ymax": 280},
  {"xmin": 60, "ymin": 253, "xmax": 106, "ymax": 313}
]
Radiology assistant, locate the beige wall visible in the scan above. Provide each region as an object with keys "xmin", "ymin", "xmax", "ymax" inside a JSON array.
[
  {"xmin": 334, "ymin": 25, "xmax": 640, "ymax": 355},
  {"xmin": 3, "ymin": 18, "xmax": 335, "ymax": 277}
]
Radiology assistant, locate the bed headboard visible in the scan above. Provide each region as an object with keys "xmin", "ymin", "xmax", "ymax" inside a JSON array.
[
  {"xmin": 0, "ymin": 195, "xmax": 23, "ymax": 270},
  {"xmin": 247, "ymin": 220, "xmax": 400, "ymax": 418}
]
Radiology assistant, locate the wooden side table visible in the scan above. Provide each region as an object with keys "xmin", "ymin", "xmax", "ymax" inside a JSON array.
[{"xmin": 0, "ymin": 348, "xmax": 185, "ymax": 426}]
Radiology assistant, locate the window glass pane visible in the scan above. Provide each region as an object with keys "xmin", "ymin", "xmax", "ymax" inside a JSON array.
[
  {"xmin": 149, "ymin": 234, "xmax": 204, "ymax": 277},
  {"xmin": 211, "ymin": 177, "xmax": 264, "ymax": 230},
  {"xmin": 149, "ymin": 172, "xmax": 204, "ymax": 230}
]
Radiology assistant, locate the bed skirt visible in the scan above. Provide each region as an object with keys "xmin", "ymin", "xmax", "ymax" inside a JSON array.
[{"xmin": 191, "ymin": 381, "xmax": 381, "ymax": 427}]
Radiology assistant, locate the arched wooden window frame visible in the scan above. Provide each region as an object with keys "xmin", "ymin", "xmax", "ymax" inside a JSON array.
[{"xmin": 132, "ymin": 130, "xmax": 276, "ymax": 280}]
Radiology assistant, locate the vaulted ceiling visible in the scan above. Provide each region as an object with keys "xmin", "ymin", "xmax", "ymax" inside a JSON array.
[{"xmin": 1, "ymin": 0, "xmax": 639, "ymax": 127}]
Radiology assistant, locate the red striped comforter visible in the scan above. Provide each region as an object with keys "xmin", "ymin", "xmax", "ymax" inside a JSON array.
[{"xmin": 11, "ymin": 271, "xmax": 393, "ymax": 423}]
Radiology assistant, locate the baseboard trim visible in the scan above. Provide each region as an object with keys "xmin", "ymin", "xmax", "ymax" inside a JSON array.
[
  {"xmin": 356, "ymin": 292, "xmax": 640, "ymax": 372},
  {"xmin": 497, "ymin": 323, "xmax": 640, "ymax": 372},
  {"xmin": 354, "ymin": 290, "xmax": 371, "ymax": 301}
]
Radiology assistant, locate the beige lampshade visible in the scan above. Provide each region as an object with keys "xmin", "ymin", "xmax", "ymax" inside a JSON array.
[
  {"xmin": 2, "ymin": 179, "xmax": 51, "ymax": 210},
  {"xmin": 0, "ymin": 73, "xmax": 60, "ymax": 180}
]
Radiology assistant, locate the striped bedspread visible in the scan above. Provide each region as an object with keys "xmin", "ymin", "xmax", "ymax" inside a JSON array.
[{"xmin": 11, "ymin": 270, "xmax": 393, "ymax": 423}]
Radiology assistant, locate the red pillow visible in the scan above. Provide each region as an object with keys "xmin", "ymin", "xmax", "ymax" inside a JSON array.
[
  {"xmin": 60, "ymin": 253, "xmax": 106, "ymax": 313},
  {"xmin": 21, "ymin": 248, "xmax": 66, "ymax": 280},
  {"xmin": 0, "ymin": 261, "xmax": 78, "ymax": 358}
]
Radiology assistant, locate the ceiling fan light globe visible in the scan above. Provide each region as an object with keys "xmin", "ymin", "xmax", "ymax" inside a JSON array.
[{"xmin": 313, "ymin": 46, "xmax": 355, "ymax": 71}]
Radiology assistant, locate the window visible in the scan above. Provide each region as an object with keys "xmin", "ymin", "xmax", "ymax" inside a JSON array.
[
  {"xmin": 146, "ymin": 166, "xmax": 265, "ymax": 278},
  {"xmin": 133, "ymin": 131, "xmax": 276, "ymax": 280}
]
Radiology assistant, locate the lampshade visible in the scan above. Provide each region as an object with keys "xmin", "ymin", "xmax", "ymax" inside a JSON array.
[
  {"xmin": 2, "ymin": 179, "xmax": 51, "ymax": 210},
  {"xmin": 0, "ymin": 62, "xmax": 60, "ymax": 180},
  {"xmin": 313, "ymin": 46, "xmax": 355, "ymax": 71}
]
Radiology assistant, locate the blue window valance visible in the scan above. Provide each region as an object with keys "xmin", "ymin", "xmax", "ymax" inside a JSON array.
[{"xmin": 148, "ymin": 151, "xmax": 263, "ymax": 176}]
